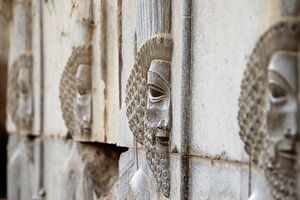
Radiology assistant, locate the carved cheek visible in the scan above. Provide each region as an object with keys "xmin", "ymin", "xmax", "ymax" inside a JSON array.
[
  {"xmin": 146, "ymin": 98, "xmax": 170, "ymax": 127},
  {"xmin": 279, "ymin": 95, "xmax": 298, "ymax": 135},
  {"xmin": 160, "ymin": 96, "xmax": 171, "ymax": 128},
  {"xmin": 146, "ymin": 101, "xmax": 160, "ymax": 124},
  {"xmin": 268, "ymin": 88, "xmax": 297, "ymax": 139}
]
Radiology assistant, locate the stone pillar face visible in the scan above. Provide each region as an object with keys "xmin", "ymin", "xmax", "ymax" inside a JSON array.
[{"xmin": 238, "ymin": 19, "xmax": 300, "ymax": 199}]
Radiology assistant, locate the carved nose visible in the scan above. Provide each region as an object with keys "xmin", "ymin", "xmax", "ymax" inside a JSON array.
[{"xmin": 158, "ymin": 119, "xmax": 170, "ymax": 131}]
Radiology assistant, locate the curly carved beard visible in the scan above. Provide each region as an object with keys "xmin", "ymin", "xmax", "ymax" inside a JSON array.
[
  {"xmin": 264, "ymin": 154, "xmax": 296, "ymax": 200},
  {"xmin": 144, "ymin": 122, "xmax": 170, "ymax": 197}
]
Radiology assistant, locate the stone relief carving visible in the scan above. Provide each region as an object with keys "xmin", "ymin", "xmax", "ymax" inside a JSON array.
[
  {"xmin": 238, "ymin": 20, "xmax": 300, "ymax": 199},
  {"xmin": 7, "ymin": 52, "xmax": 33, "ymax": 135},
  {"xmin": 125, "ymin": 33, "xmax": 172, "ymax": 198},
  {"xmin": 59, "ymin": 43, "xmax": 92, "ymax": 139}
]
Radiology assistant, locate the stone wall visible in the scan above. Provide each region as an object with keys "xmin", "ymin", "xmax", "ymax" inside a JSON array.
[{"xmin": 3, "ymin": 0, "xmax": 291, "ymax": 200}]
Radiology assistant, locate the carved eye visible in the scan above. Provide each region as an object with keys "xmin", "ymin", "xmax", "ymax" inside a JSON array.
[
  {"xmin": 269, "ymin": 83, "xmax": 286, "ymax": 98},
  {"xmin": 150, "ymin": 87, "xmax": 164, "ymax": 97},
  {"xmin": 148, "ymin": 85, "xmax": 166, "ymax": 102},
  {"xmin": 78, "ymin": 88, "xmax": 85, "ymax": 95}
]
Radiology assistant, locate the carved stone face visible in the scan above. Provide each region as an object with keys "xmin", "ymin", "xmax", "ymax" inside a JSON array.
[
  {"xmin": 75, "ymin": 64, "xmax": 92, "ymax": 135},
  {"xmin": 146, "ymin": 60, "xmax": 171, "ymax": 152},
  {"xmin": 267, "ymin": 51, "xmax": 298, "ymax": 170}
]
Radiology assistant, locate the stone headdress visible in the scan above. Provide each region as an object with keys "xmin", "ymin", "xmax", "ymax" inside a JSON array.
[
  {"xmin": 7, "ymin": 52, "xmax": 33, "ymax": 129},
  {"xmin": 59, "ymin": 43, "xmax": 92, "ymax": 136},
  {"xmin": 125, "ymin": 33, "xmax": 172, "ymax": 144},
  {"xmin": 238, "ymin": 19, "xmax": 300, "ymax": 164}
]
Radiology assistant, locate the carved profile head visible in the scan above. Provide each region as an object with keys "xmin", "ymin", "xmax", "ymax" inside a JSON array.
[
  {"xmin": 7, "ymin": 52, "xmax": 33, "ymax": 134},
  {"xmin": 125, "ymin": 34, "xmax": 172, "ymax": 198},
  {"xmin": 238, "ymin": 20, "xmax": 300, "ymax": 199},
  {"xmin": 59, "ymin": 43, "xmax": 92, "ymax": 139}
]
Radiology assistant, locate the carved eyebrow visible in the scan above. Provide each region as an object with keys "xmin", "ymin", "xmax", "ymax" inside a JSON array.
[
  {"xmin": 148, "ymin": 84, "xmax": 165, "ymax": 93},
  {"xmin": 151, "ymin": 71, "xmax": 170, "ymax": 86},
  {"xmin": 147, "ymin": 71, "xmax": 170, "ymax": 94},
  {"xmin": 268, "ymin": 70, "xmax": 296, "ymax": 95}
]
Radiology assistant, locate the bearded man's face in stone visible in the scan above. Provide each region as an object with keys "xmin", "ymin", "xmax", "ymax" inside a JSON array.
[
  {"xmin": 145, "ymin": 59, "xmax": 171, "ymax": 152},
  {"xmin": 267, "ymin": 51, "xmax": 298, "ymax": 171}
]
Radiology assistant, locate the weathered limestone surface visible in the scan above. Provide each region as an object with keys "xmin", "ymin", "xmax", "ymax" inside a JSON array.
[
  {"xmin": 31, "ymin": 0, "xmax": 42, "ymax": 136},
  {"xmin": 189, "ymin": 157, "xmax": 249, "ymax": 200},
  {"xmin": 116, "ymin": 0, "xmax": 136, "ymax": 147}
]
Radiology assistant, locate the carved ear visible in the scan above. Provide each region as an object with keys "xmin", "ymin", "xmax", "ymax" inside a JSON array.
[
  {"xmin": 7, "ymin": 52, "xmax": 33, "ymax": 130},
  {"xmin": 125, "ymin": 33, "xmax": 173, "ymax": 145},
  {"xmin": 238, "ymin": 19, "xmax": 300, "ymax": 164},
  {"xmin": 59, "ymin": 43, "xmax": 92, "ymax": 137}
]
